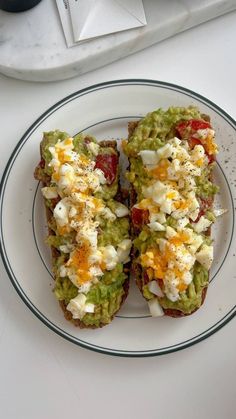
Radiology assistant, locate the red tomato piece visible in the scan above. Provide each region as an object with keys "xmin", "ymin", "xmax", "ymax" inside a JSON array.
[
  {"xmin": 206, "ymin": 153, "xmax": 216, "ymax": 164},
  {"xmin": 188, "ymin": 136, "xmax": 202, "ymax": 149},
  {"xmin": 143, "ymin": 271, "xmax": 149, "ymax": 285},
  {"xmin": 95, "ymin": 154, "xmax": 118, "ymax": 185},
  {"xmin": 39, "ymin": 158, "xmax": 45, "ymax": 168},
  {"xmin": 194, "ymin": 197, "xmax": 213, "ymax": 222},
  {"xmin": 176, "ymin": 119, "xmax": 211, "ymax": 139},
  {"xmin": 176, "ymin": 120, "xmax": 216, "ymax": 162},
  {"xmin": 188, "ymin": 120, "xmax": 211, "ymax": 131},
  {"xmin": 131, "ymin": 207, "xmax": 149, "ymax": 228}
]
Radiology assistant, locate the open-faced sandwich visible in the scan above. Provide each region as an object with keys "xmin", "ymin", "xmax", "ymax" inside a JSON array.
[
  {"xmin": 35, "ymin": 131, "xmax": 131, "ymax": 328},
  {"xmin": 124, "ymin": 107, "xmax": 220, "ymax": 317}
]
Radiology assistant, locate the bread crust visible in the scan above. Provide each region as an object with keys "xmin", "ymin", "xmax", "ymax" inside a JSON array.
[
  {"xmin": 127, "ymin": 120, "xmax": 210, "ymax": 317},
  {"xmin": 34, "ymin": 137, "xmax": 129, "ymax": 328}
]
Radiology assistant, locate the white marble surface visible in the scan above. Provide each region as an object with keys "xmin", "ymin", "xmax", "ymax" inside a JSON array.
[
  {"xmin": 0, "ymin": 11, "xmax": 236, "ymax": 419},
  {"xmin": 0, "ymin": 0, "xmax": 236, "ymax": 82}
]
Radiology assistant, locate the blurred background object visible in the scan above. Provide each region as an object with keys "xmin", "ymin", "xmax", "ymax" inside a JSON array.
[{"xmin": 0, "ymin": 0, "xmax": 42, "ymax": 12}]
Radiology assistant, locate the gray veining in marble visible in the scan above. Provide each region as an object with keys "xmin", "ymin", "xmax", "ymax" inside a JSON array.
[{"xmin": 0, "ymin": 0, "xmax": 236, "ymax": 82}]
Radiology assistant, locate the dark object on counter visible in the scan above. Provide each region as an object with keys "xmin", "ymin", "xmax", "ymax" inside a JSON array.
[{"xmin": 0, "ymin": 0, "xmax": 42, "ymax": 12}]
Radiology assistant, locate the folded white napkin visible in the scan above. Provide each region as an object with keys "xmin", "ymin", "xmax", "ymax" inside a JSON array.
[{"xmin": 57, "ymin": 0, "xmax": 146, "ymax": 47}]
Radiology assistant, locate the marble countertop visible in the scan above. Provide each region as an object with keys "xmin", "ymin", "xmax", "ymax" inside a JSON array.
[{"xmin": 0, "ymin": 0, "xmax": 236, "ymax": 81}]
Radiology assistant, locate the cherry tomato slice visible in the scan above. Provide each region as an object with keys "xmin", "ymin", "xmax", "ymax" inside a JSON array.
[
  {"xmin": 176, "ymin": 119, "xmax": 211, "ymax": 138},
  {"xmin": 131, "ymin": 207, "xmax": 149, "ymax": 228},
  {"xmin": 95, "ymin": 153, "xmax": 118, "ymax": 185},
  {"xmin": 188, "ymin": 120, "xmax": 211, "ymax": 131},
  {"xmin": 188, "ymin": 136, "xmax": 202, "ymax": 149},
  {"xmin": 176, "ymin": 120, "xmax": 216, "ymax": 163}
]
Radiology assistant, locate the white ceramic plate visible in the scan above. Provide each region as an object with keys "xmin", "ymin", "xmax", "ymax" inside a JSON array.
[{"xmin": 1, "ymin": 79, "xmax": 236, "ymax": 357}]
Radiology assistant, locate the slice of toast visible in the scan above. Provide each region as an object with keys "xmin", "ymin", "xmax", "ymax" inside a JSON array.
[
  {"xmin": 35, "ymin": 132, "xmax": 130, "ymax": 328},
  {"xmin": 125, "ymin": 108, "xmax": 218, "ymax": 317}
]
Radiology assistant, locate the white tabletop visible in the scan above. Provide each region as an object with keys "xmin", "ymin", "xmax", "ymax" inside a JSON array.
[{"xmin": 1, "ymin": 11, "xmax": 236, "ymax": 419}]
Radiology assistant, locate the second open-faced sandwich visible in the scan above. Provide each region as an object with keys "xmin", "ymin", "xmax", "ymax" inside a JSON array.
[{"xmin": 124, "ymin": 106, "xmax": 220, "ymax": 317}]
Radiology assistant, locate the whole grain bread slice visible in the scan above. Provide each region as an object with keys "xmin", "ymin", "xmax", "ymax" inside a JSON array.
[
  {"xmin": 127, "ymin": 120, "xmax": 210, "ymax": 317},
  {"xmin": 34, "ymin": 136, "xmax": 129, "ymax": 328}
]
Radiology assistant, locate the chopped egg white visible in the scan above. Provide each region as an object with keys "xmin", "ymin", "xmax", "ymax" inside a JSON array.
[
  {"xmin": 214, "ymin": 208, "xmax": 227, "ymax": 217},
  {"xmin": 193, "ymin": 216, "xmax": 212, "ymax": 233},
  {"xmin": 66, "ymin": 294, "xmax": 95, "ymax": 320},
  {"xmin": 69, "ymin": 206, "xmax": 77, "ymax": 218},
  {"xmin": 143, "ymin": 181, "xmax": 180, "ymax": 215},
  {"xmin": 165, "ymin": 226, "xmax": 176, "ymax": 239},
  {"xmin": 59, "ymin": 265, "xmax": 67, "ymax": 277},
  {"xmin": 94, "ymin": 168, "xmax": 107, "ymax": 185},
  {"xmin": 57, "ymin": 163, "xmax": 75, "ymax": 191},
  {"xmin": 147, "ymin": 280, "xmax": 164, "ymax": 297},
  {"xmin": 48, "ymin": 138, "xmax": 105, "ymax": 196},
  {"xmin": 196, "ymin": 245, "xmax": 213, "ymax": 270},
  {"xmin": 167, "ymin": 159, "xmax": 180, "ymax": 180},
  {"xmin": 41, "ymin": 186, "xmax": 58, "ymax": 199},
  {"xmin": 168, "ymin": 137, "xmax": 182, "ymax": 147},
  {"xmin": 160, "ymin": 200, "xmax": 173, "ymax": 215},
  {"xmin": 174, "ymin": 246, "xmax": 196, "ymax": 272},
  {"xmin": 138, "ymin": 150, "xmax": 159, "ymax": 165},
  {"xmin": 158, "ymin": 238, "xmax": 168, "ymax": 253},
  {"xmin": 79, "ymin": 282, "xmax": 92, "ymax": 294},
  {"xmin": 59, "ymin": 244, "xmax": 74, "ymax": 254},
  {"xmin": 181, "ymin": 161, "xmax": 201, "ymax": 177},
  {"xmin": 148, "ymin": 298, "xmax": 164, "ymax": 317},
  {"xmin": 187, "ymin": 234, "xmax": 204, "ymax": 254},
  {"xmin": 100, "ymin": 245, "xmax": 118, "ymax": 271},
  {"xmin": 88, "ymin": 250, "xmax": 102, "ymax": 265},
  {"xmin": 156, "ymin": 143, "xmax": 176, "ymax": 160},
  {"xmin": 191, "ymin": 144, "xmax": 206, "ymax": 165},
  {"xmin": 164, "ymin": 271, "xmax": 180, "ymax": 302},
  {"xmin": 177, "ymin": 217, "xmax": 189, "ymax": 229},
  {"xmin": 117, "ymin": 239, "xmax": 132, "ymax": 264},
  {"xmin": 114, "ymin": 203, "xmax": 129, "ymax": 217},
  {"xmin": 100, "ymin": 207, "xmax": 116, "ymax": 221},
  {"xmin": 184, "ymin": 176, "xmax": 196, "ymax": 192},
  {"xmin": 85, "ymin": 303, "xmax": 95, "ymax": 313},
  {"xmin": 147, "ymin": 222, "xmax": 165, "ymax": 232},
  {"xmin": 197, "ymin": 128, "xmax": 214, "ymax": 140},
  {"xmin": 182, "ymin": 271, "xmax": 192, "ymax": 285},
  {"xmin": 87, "ymin": 141, "xmax": 100, "ymax": 156},
  {"xmin": 76, "ymin": 223, "xmax": 98, "ymax": 248},
  {"xmin": 53, "ymin": 198, "xmax": 69, "ymax": 226},
  {"xmin": 89, "ymin": 266, "xmax": 103, "ymax": 277},
  {"xmin": 150, "ymin": 211, "xmax": 166, "ymax": 224}
]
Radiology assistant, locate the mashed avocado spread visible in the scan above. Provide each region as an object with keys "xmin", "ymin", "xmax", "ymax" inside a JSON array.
[
  {"xmin": 36, "ymin": 130, "xmax": 130, "ymax": 326},
  {"xmin": 124, "ymin": 106, "xmax": 219, "ymax": 315}
]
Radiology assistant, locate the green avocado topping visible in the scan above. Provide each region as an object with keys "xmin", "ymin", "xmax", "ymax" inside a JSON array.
[
  {"xmin": 37, "ymin": 130, "xmax": 130, "ymax": 327},
  {"xmin": 124, "ymin": 106, "xmax": 219, "ymax": 315}
]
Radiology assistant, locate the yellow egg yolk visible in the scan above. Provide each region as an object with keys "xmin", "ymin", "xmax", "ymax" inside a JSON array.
[
  {"xmin": 67, "ymin": 241, "xmax": 92, "ymax": 284},
  {"xmin": 150, "ymin": 159, "xmax": 170, "ymax": 180}
]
